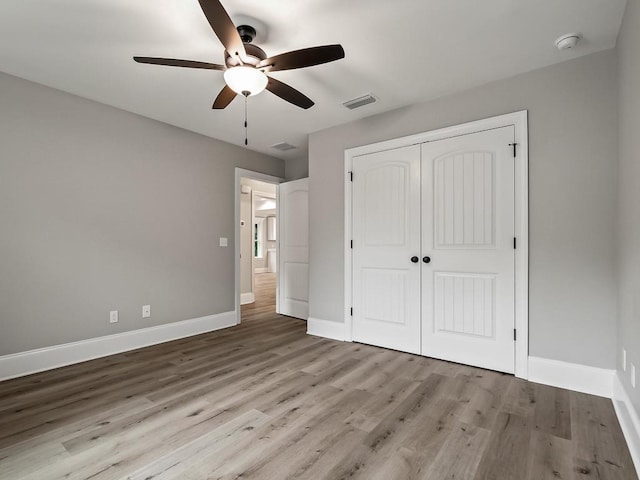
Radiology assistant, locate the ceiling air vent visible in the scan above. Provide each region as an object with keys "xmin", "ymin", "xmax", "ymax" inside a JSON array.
[
  {"xmin": 342, "ymin": 93, "xmax": 377, "ymax": 110},
  {"xmin": 271, "ymin": 142, "xmax": 297, "ymax": 152}
]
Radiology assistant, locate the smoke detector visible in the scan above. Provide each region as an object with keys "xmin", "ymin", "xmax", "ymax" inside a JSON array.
[{"xmin": 555, "ymin": 33, "xmax": 580, "ymax": 50}]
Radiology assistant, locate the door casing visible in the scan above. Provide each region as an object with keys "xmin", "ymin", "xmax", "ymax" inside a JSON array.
[{"xmin": 344, "ymin": 111, "xmax": 529, "ymax": 379}]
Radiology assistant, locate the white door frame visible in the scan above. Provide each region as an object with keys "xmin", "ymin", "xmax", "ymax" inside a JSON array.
[
  {"xmin": 344, "ymin": 111, "xmax": 529, "ymax": 379},
  {"xmin": 234, "ymin": 168, "xmax": 284, "ymax": 325}
]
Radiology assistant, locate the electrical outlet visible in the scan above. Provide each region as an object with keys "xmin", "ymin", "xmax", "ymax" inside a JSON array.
[
  {"xmin": 109, "ymin": 310, "xmax": 118, "ymax": 324},
  {"xmin": 142, "ymin": 305, "xmax": 151, "ymax": 318},
  {"xmin": 623, "ymin": 348, "xmax": 627, "ymax": 371},
  {"xmin": 632, "ymin": 363, "xmax": 636, "ymax": 389}
]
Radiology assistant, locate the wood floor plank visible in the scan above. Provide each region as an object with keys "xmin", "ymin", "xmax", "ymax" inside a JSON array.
[
  {"xmin": 533, "ymin": 382, "xmax": 572, "ymax": 440},
  {"xmin": 526, "ymin": 430, "xmax": 575, "ymax": 480},
  {"xmin": 366, "ymin": 399, "xmax": 461, "ymax": 479},
  {"xmin": 423, "ymin": 421, "xmax": 491, "ymax": 480},
  {"xmin": 458, "ymin": 370, "xmax": 511, "ymax": 429},
  {"xmin": 197, "ymin": 385, "xmax": 357, "ymax": 479},
  {"xmin": 0, "ymin": 273, "xmax": 636, "ymax": 480},
  {"xmin": 221, "ymin": 390, "xmax": 370, "ymax": 480},
  {"xmin": 344, "ymin": 375, "xmax": 421, "ymax": 432},
  {"xmin": 571, "ymin": 391, "xmax": 636, "ymax": 479},
  {"xmin": 473, "ymin": 412, "xmax": 532, "ymax": 480},
  {"xmin": 124, "ymin": 409, "xmax": 271, "ymax": 480}
]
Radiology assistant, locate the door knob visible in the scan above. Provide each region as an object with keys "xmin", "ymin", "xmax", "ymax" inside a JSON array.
[
  {"xmin": 423, "ymin": 256, "xmax": 431, "ymax": 264},
  {"xmin": 410, "ymin": 256, "xmax": 419, "ymax": 263}
]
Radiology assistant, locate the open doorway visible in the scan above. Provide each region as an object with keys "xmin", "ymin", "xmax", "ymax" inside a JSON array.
[
  {"xmin": 239, "ymin": 177, "xmax": 278, "ymax": 319},
  {"xmin": 234, "ymin": 168, "xmax": 309, "ymax": 326}
]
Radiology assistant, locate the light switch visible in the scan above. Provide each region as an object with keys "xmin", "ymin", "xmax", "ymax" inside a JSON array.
[{"xmin": 219, "ymin": 237, "xmax": 228, "ymax": 247}]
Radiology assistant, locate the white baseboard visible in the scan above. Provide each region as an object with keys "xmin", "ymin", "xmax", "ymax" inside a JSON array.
[
  {"xmin": 254, "ymin": 268, "xmax": 268, "ymax": 274},
  {"xmin": 307, "ymin": 317, "xmax": 348, "ymax": 342},
  {"xmin": 0, "ymin": 310, "xmax": 237, "ymax": 382},
  {"xmin": 613, "ymin": 372, "xmax": 640, "ymax": 474},
  {"xmin": 528, "ymin": 356, "xmax": 615, "ymax": 398},
  {"xmin": 240, "ymin": 293, "xmax": 255, "ymax": 305}
]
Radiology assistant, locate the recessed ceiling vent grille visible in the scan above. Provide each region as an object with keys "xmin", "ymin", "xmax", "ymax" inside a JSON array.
[
  {"xmin": 271, "ymin": 142, "xmax": 297, "ymax": 152},
  {"xmin": 342, "ymin": 93, "xmax": 377, "ymax": 110}
]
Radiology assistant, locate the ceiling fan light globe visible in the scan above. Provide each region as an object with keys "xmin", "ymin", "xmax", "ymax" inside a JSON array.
[{"xmin": 223, "ymin": 66, "xmax": 268, "ymax": 96}]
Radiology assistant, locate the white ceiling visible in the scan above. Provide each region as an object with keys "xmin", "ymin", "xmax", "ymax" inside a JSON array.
[{"xmin": 0, "ymin": 0, "xmax": 627, "ymax": 162}]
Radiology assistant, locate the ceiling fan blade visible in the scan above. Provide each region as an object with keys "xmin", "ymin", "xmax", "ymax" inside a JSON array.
[
  {"xmin": 257, "ymin": 45, "xmax": 345, "ymax": 72},
  {"xmin": 197, "ymin": 0, "xmax": 247, "ymax": 62},
  {"xmin": 266, "ymin": 77, "xmax": 314, "ymax": 109},
  {"xmin": 134, "ymin": 57, "xmax": 225, "ymax": 70},
  {"xmin": 212, "ymin": 85, "xmax": 237, "ymax": 109}
]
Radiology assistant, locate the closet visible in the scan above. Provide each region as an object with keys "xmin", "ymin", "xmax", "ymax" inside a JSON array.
[{"xmin": 351, "ymin": 126, "xmax": 516, "ymax": 373}]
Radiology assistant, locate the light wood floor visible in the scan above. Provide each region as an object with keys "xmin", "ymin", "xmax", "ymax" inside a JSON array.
[{"xmin": 0, "ymin": 273, "xmax": 636, "ymax": 480}]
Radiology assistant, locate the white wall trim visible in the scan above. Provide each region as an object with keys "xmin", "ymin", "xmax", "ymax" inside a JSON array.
[
  {"xmin": 0, "ymin": 311, "xmax": 236, "ymax": 382},
  {"xmin": 528, "ymin": 356, "xmax": 615, "ymax": 398},
  {"xmin": 254, "ymin": 267, "xmax": 269, "ymax": 274},
  {"xmin": 344, "ymin": 111, "xmax": 529, "ymax": 377},
  {"xmin": 307, "ymin": 317, "xmax": 347, "ymax": 342},
  {"xmin": 613, "ymin": 372, "xmax": 640, "ymax": 474},
  {"xmin": 240, "ymin": 292, "xmax": 255, "ymax": 305}
]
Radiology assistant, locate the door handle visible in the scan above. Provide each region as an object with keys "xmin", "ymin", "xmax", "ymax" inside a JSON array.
[
  {"xmin": 410, "ymin": 256, "xmax": 419, "ymax": 263},
  {"xmin": 423, "ymin": 256, "xmax": 431, "ymax": 264}
]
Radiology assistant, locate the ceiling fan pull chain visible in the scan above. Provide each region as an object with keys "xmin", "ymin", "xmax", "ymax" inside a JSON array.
[{"xmin": 243, "ymin": 91, "xmax": 249, "ymax": 146}]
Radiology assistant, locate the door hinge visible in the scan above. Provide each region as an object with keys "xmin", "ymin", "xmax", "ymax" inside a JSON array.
[
  {"xmin": 350, "ymin": 240, "xmax": 353, "ymax": 249},
  {"xmin": 350, "ymin": 307, "xmax": 353, "ymax": 316},
  {"xmin": 513, "ymin": 237, "xmax": 517, "ymax": 249},
  {"xmin": 513, "ymin": 329, "xmax": 517, "ymax": 341},
  {"xmin": 349, "ymin": 171, "xmax": 353, "ymax": 182},
  {"xmin": 509, "ymin": 143, "xmax": 518, "ymax": 158}
]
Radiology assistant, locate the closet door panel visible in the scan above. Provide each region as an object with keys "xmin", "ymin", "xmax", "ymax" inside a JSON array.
[
  {"xmin": 352, "ymin": 145, "xmax": 421, "ymax": 354},
  {"xmin": 422, "ymin": 126, "xmax": 515, "ymax": 373}
]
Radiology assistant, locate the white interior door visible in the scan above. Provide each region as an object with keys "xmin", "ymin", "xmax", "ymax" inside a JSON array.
[
  {"xmin": 352, "ymin": 145, "xmax": 422, "ymax": 354},
  {"xmin": 421, "ymin": 127, "xmax": 515, "ymax": 373},
  {"xmin": 277, "ymin": 178, "xmax": 309, "ymax": 319}
]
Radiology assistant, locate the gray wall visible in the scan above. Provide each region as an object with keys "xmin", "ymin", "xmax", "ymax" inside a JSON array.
[
  {"xmin": 308, "ymin": 49, "xmax": 619, "ymax": 369},
  {"xmin": 0, "ymin": 72, "xmax": 283, "ymax": 356},
  {"xmin": 285, "ymin": 157, "xmax": 309, "ymax": 181},
  {"xmin": 617, "ymin": 0, "xmax": 640, "ymax": 412}
]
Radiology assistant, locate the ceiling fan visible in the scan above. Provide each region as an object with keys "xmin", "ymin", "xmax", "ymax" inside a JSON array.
[{"xmin": 134, "ymin": 0, "xmax": 345, "ymax": 110}]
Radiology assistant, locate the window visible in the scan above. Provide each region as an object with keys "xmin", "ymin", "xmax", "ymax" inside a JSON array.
[{"xmin": 254, "ymin": 218, "xmax": 265, "ymax": 258}]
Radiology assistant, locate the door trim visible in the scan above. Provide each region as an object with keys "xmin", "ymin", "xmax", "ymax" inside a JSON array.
[
  {"xmin": 234, "ymin": 168, "xmax": 283, "ymax": 326},
  {"xmin": 344, "ymin": 111, "xmax": 529, "ymax": 379}
]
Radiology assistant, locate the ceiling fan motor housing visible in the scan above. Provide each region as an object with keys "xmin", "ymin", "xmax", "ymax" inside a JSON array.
[{"xmin": 225, "ymin": 39, "xmax": 266, "ymax": 68}]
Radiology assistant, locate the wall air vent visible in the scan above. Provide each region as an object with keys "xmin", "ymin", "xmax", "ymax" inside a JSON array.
[
  {"xmin": 271, "ymin": 142, "xmax": 297, "ymax": 152},
  {"xmin": 342, "ymin": 93, "xmax": 377, "ymax": 110}
]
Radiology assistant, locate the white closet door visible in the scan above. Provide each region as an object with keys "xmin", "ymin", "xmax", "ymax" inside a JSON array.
[
  {"xmin": 421, "ymin": 127, "xmax": 515, "ymax": 373},
  {"xmin": 277, "ymin": 178, "xmax": 309, "ymax": 319},
  {"xmin": 352, "ymin": 145, "xmax": 421, "ymax": 354}
]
